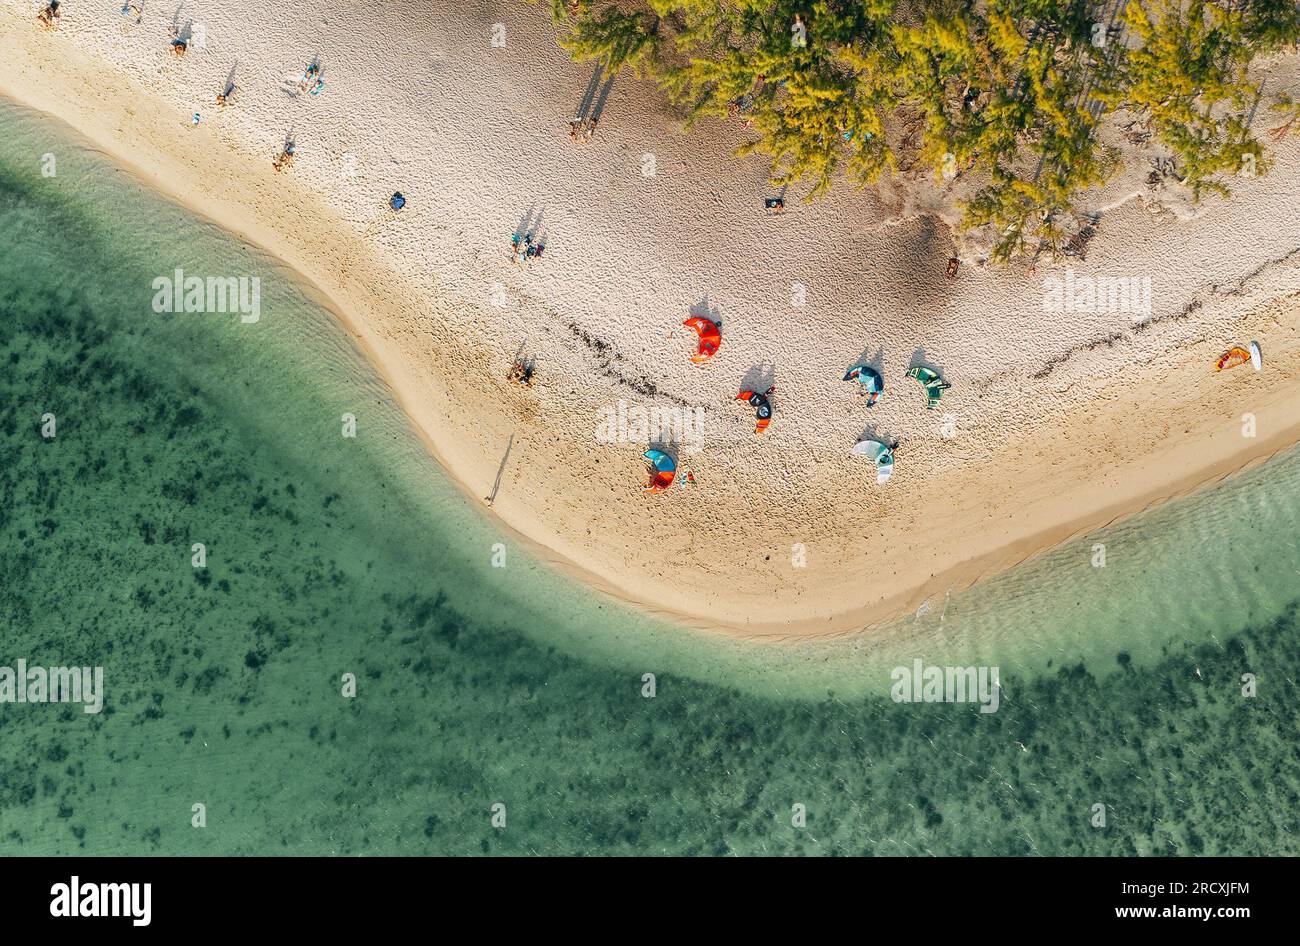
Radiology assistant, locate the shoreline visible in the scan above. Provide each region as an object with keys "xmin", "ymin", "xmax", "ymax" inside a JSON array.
[{"xmin": 5, "ymin": 5, "xmax": 1300, "ymax": 640}]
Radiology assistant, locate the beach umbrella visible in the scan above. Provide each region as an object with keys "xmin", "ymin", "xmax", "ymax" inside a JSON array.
[
  {"xmin": 843, "ymin": 365, "xmax": 883, "ymax": 405},
  {"xmin": 643, "ymin": 449, "xmax": 676, "ymax": 493},
  {"xmin": 683, "ymin": 316, "xmax": 721, "ymax": 364},
  {"xmin": 851, "ymin": 439, "xmax": 895, "ymax": 485}
]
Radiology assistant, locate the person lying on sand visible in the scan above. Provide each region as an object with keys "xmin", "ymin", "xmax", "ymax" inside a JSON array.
[
  {"xmin": 36, "ymin": 2, "xmax": 60, "ymax": 29},
  {"xmin": 946, "ymin": 257, "xmax": 960, "ymax": 278},
  {"xmin": 299, "ymin": 63, "xmax": 324, "ymax": 95}
]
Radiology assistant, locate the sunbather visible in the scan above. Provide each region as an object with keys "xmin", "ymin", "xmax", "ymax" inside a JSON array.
[
  {"xmin": 36, "ymin": 2, "xmax": 60, "ymax": 29},
  {"xmin": 299, "ymin": 63, "xmax": 322, "ymax": 94}
]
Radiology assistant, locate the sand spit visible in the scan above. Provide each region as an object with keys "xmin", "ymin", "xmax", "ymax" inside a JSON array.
[{"xmin": 4, "ymin": 2, "xmax": 1300, "ymax": 639}]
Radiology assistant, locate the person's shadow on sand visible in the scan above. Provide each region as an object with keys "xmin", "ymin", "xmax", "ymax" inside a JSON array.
[
  {"xmin": 740, "ymin": 362, "xmax": 775, "ymax": 393},
  {"xmin": 689, "ymin": 296, "xmax": 721, "ymax": 326},
  {"xmin": 908, "ymin": 345, "xmax": 944, "ymax": 377},
  {"xmin": 850, "ymin": 344, "xmax": 885, "ymax": 375},
  {"xmin": 573, "ymin": 63, "xmax": 603, "ymax": 124},
  {"xmin": 857, "ymin": 424, "xmax": 900, "ymax": 449},
  {"xmin": 514, "ymin": 205, "xmax": 545, "ymax": 244}
]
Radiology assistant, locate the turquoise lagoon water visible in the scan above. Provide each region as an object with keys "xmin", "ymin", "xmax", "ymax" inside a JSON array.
[{"xmin": 1, "ymin": 97, "xmax": 1298, "ymax": 855}]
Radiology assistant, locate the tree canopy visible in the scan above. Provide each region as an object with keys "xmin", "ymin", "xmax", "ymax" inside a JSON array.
[{"xmin": 545, "ymin": 0, "xmax": 1300, "ymax": 260}]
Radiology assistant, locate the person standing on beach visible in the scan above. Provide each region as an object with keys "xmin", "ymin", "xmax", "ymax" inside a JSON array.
[
  {"xmin": 36, "ymin": 2, "xmax": 60, "ymax": 29},
  {"xmin": 273, "ymin": 142, "xmax": 296, "ymax": 172},
  {"xmin": 168, "ymin": 23, "xmax": 189, "ymax": 56}
]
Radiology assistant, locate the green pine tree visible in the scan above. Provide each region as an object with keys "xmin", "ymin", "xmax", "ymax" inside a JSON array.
[{"xmin": 539, "ymin": 0, "xmax": 1297, "ymax": 260}]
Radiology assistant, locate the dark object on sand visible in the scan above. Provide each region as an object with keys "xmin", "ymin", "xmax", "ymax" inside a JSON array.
[
  {"xmin": 765, "ymin": 198, "xmax": 785, "ymax": 214},
  {"xmin": 390, "ymin": 192, "xmax": 406, "ymax": 211},
  {"xmin": 946, "ymin": 257, "xmax": 960, "ymax": 278}
]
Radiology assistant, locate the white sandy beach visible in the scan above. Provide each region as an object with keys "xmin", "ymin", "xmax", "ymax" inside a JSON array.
[{"xmin": 5, "ymin": 1, "xmax": 1300, "ymax": 638}]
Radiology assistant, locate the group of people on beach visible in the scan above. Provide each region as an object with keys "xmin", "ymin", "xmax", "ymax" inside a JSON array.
[
  {"xmin": 568, "ymin": 116, "xmax": 598, "ymax": 143},
  {"xmin": 268, "ymin": 63, "xmax": 327, "ymax": 169},
  {"xmin": 510, "ymin": 232, "xmax": 545, "ymax": 266}
]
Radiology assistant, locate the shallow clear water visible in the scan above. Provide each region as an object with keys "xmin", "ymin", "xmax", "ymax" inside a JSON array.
[{"xmin": 2, "ymin": 97, "xmax": 1298, "ymax": 855}]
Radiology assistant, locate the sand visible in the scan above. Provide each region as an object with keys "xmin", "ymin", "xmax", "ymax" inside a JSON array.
[{"xmin": 4, "ymin": 0, "xmax": 1300, "ymax": 639}]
